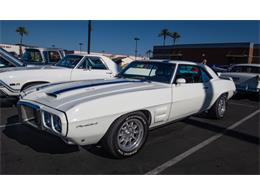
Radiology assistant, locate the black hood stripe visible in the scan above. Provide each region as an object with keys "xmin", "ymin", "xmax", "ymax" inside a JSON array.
[
  {"xmin": 48, "ymin": 79, "xmax": 142, "ymax": 97},
  {"xmin": 36, "ymin": 80, "xmax": 81, "ymax": 91}
]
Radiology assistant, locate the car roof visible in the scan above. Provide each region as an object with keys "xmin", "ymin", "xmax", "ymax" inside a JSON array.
[
  {"xmin": 135, "ymin": 59, "xmax": 198, "ymax": 65},
  {"xmin": 67, "ymin": 54, "xmax": 105, "ymax": 58},
  {"xmin": 25, "ymin": 47, "xmax": 63, "ymax": 52}
]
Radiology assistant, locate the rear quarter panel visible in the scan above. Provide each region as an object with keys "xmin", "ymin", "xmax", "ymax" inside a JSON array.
[{"xmin": 210, "ymin": 78, "xmax": 236, "ymax": 104}]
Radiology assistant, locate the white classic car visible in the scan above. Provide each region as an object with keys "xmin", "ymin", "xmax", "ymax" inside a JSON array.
[
  {"xmin": 0, "ymin": 54, "xmax": 119, "ymax": 97},
  {"xmin": 220, "ymin": 64, "xmax": 260, "ymax": 94},
  {"xmin": 18, "ymin": 60, "xmax": 236, "ymax": 158}
]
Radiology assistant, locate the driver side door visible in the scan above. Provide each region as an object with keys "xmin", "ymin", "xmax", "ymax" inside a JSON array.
[{"xmin": 169, "ymin": 64, "xmax": 212, "ymax": 120}]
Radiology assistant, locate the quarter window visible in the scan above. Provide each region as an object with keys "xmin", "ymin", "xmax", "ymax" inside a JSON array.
[{"xmin": 201, "ymin": 68, "xmax": 212, "ymax": 82}]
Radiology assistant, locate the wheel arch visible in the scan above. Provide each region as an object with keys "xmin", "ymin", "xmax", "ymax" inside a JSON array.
[
  {"xmin": 21, "ymin": 81, "xmax": 50, "ymax": 91},
  {"xmin": 138, "ymin": 109, "xmax": 152, "ymax": 126}
]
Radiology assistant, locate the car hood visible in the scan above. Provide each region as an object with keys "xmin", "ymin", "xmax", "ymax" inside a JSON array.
[
  {"xmin": 22, "ymin": 79, "xmax": 168, "ymax": 111},
  {"xmin": 0, "ymin": 65, "xmax": 65, "ymax": 73}
]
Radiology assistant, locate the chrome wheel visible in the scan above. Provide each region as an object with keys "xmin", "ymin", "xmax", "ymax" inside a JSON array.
[
  {"xmin": 218, "ymin": 96, "xmax": 226, "ymax": 117},
  {"xmin": 117, "ymin": 119, "xmax": 144, "ymax": 152}
]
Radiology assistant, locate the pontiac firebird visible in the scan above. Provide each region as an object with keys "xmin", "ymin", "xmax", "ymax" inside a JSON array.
[{"xmin": 18, "ymin": 60, "xmax": 236, "ymax": 158}]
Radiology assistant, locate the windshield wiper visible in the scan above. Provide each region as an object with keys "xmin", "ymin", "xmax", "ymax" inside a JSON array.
[
  {"xmin": 128, "ymin": 76, "xmax": 151, "ymax": 83},
  {"xmin": 115, "ymin": 73, "xmax": 125, "ymax": 78}
]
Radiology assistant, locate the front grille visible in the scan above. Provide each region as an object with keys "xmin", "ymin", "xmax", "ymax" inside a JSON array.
[{"xmin": 19, "ymin": 102, "xmax": 41, "ymax": 128}]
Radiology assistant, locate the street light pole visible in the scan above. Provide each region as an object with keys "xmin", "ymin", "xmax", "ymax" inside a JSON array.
[
  {"xmin": 87, "ymin": 20, "xmax": 92, "ymax": 54},
  {"xmin": 134, "ymin": 37, "xmax": 140, "ymax": 60}
]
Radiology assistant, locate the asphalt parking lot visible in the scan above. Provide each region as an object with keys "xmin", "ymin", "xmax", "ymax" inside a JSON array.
[{"xmin": 0, "ymin": 94, "xmax": 259, "ymax": 175}]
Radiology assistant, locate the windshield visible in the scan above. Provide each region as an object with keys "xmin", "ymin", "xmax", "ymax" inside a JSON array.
[
  {"xmin": 56, "ymin": 55, "xmax": 83, "ymax": 68},
  {"xmin": 230, "ymin": 66, "xmax": 260, "ymax": 74},
  {"xmin": 118, "ymin": 61, "xmax": 176, "ymax": 83},
  {"xmin": 22, "ymin": 49, "xmax": 43, "ymax": 63}
]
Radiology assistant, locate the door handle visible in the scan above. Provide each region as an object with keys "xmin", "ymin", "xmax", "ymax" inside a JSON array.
[
  {"xmin": 106, "ymin": 72, "xmax": 112, "ymax": 74},
  {"xmin": 203, "ymin": 86, "xmax": 208, "ymax": 90}
]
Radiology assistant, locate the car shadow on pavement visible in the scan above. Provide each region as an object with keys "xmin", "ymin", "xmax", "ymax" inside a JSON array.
[
  {"xmin": 232, "ymin": 93, "xmax": 260, "ymax": 102},
  {"xmin": 184, "ymin": 118, "xmax": 260, "ymax": 146},
  {"xmin": 0, "ymin": 98, "xmax": 18, "ymax": 108},
  {"xmin": 82, "ymin": 145, "xmax": 116, "ymax": 159},
  {"xmin": 2, "ymin": 116, "xmax": 79, "ymax": 154}
]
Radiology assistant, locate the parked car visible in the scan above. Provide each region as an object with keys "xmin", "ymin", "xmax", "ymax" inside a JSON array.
[
  {"xmin": 220, "ymin": 64, "xmax": 260, "ymax": 94},
  {"xmin": 0, "ymin": 54, "xmax": 119, "ymax": 97},
  {"xmin": 18, "ymin": 60, "xmax": 236, "ymax": 158},
  {"xmin": 21, "ymin": 47, "xmax": 65, "ymax": 66},
  {"xmin": 0, "ymin": 47, "xmax": 65, "ymax": 68}
]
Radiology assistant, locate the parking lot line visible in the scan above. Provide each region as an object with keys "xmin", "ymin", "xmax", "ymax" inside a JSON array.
[
  {"xmin": 229, "ymin": 102, "xmax": 258, "ymax": 108},
  {"xmin": 0, "ymin": 122, "xmax": 21, "ymax": 129},
  {"xmin": 145, "ymin": 109, "xmax": 260, "ymax": 175}
]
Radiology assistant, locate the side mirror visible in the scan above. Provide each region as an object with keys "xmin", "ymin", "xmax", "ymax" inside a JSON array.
[{"xmin": 176, "ymin": 78, "xmax": 186, "ymax": 85}]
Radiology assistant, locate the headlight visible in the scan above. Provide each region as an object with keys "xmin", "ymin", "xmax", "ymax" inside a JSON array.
[
  {"xmin": 43, "ymin": 111, "xmax": 62, "ymax": 133},
  {"xmin": 53, "ymin": 115, "xmax": 62, "ymax": 132},
  {"xmin": 43, "ymin": 111, "xmax": 52, "ymax": 129}
]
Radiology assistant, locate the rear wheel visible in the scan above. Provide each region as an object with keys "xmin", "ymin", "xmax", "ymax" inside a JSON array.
[
  {"xmin": 102, "ymin": 111, "xmax": 148, "ymax": 158},
  {"xmin": 208, "ymin": 94, "xmax": 227, "ymax": 119}
]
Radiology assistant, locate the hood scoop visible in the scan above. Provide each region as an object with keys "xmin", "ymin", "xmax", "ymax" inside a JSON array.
[{"xmin": 46, "ymin": 92, "xmax": 58, "ymax": 98}]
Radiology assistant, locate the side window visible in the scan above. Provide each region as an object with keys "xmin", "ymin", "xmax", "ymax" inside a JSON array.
[
  {"xmin": 48, "ymin": 51, "xmax": 61, "ymax": 63},
  {"xmin": 175, "ymin": 64, "xmax": 202, "ymax": 83},
  {"xmin": 88, "ymin": 57, "xmax": 107, "ymax": 70},
  {"xmin": 22, "ymin": 49, "xmax": 43, "ymax": 63},
  {"xmin": 77, "ymin": 57, "xmax": 92, "ymax": 69},
  {"xmin": 175, "ymin": 65, "xmax": 212, "ymax": 83}
]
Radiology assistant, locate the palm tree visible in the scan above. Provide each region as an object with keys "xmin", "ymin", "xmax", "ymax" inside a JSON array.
[
  {"xmin": 16, "ymin": 26, "xmax": 28, "ymax": 57},
  {"xmin": 158, "ymin": 28, "xmax": 170, "ymax": 46},
  {"xmin": 169, "ymin": 32, "xmax": 181, "ymax": 45},
  {"xmin": 146, "ymin": 49, "xmax": 153, "ymax": 58}
]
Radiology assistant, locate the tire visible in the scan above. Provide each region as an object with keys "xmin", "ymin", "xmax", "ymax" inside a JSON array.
[
  {"xmin": 208, "ymin": 94, "xmax": 227, "ymax": 119},
  {"xmin": 102, "ymin": 111, "xmax": 149, "ymax": 158}
]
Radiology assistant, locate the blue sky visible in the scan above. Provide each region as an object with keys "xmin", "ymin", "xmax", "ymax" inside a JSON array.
[{"xmin": 1, "ymin": 20, "xmax": 259, "ymax": 56}]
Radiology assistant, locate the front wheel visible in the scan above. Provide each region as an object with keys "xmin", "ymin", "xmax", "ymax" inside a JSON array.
[
  {"xmin": 208, "ymin": 94, "xmax": 227, "ymax": 119},
  {"xmin": 102, "ymin": 111, "xmax": 149, "ymax": 158}
]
